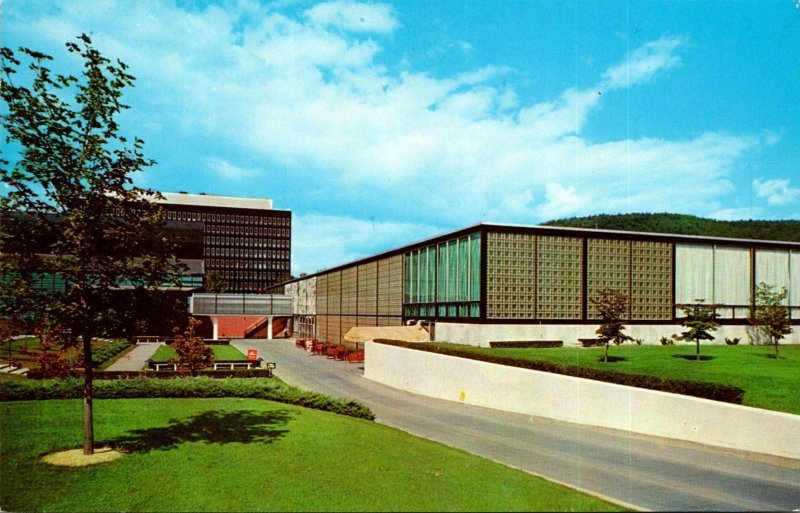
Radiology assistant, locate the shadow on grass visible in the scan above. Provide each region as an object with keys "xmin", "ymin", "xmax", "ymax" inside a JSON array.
[
  {"xmin": 109, "ymin": 409, "xmax": 294, "ymax": 453},
  {"xmin": 750, "ymin": 352, "xmax": 783, "ymax": 360},
  {"xmin": 598, "ymin": 356, "xmax": 628, "ymax": 363},
  {"xmin": 671, "ymin": 355, "xmax": 715, "ymax": 361}
]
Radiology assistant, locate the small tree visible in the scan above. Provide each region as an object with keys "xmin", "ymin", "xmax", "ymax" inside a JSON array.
[
  {"xmin": 14, "ymin": 319, "xmax": 73, "ymax": 379},
  {"xmin": 751, "ymin": 282, "xmax": 792, "ymax": 359},
  {"xmin": 590, "ymin": 289, "xmax": 633, "ymax": 363},
  {"xmin": 673, "ymin": 300, "xmax": 719, "ymax": 361},
  {"xmin": 171, "ymin": 317, "xmax": 213, "ymax": 376}
]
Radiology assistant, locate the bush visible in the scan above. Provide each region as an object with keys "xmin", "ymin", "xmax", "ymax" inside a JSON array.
[
  {"xmin": 374, "ymin": 340, "xmax": 744, "ymax": 405},
  {"xmin": 724, "ymin": 337, "xmax": 741, "ymax": 346},
  {"xmin": 0, "ymin": 376, "xmax": 375, "ymax": 420},
  {"xmin": 91, "ymin": 339, "xmax": 132, "ymax": 367}
]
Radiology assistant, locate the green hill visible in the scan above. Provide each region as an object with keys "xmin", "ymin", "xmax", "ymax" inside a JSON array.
[{"xmin": 542, "ymin": 213, "xmax": 800, "ymax": 242}]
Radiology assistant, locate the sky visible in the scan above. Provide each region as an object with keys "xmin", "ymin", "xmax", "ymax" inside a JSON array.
[{"xmin": 2, "ymin": 0, "xmax": 799, "ymax": 275}]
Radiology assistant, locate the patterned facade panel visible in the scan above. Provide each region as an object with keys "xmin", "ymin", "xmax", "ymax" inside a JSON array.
[
  {"xmin": 486, "ymin": 232, "xmax": 536, "ymax": 319},
  {"xmin": 316, "ymin": 315, "xmax": 328, "ymax": 342},
  {"xmin": 357, "ymin": 262, "xmax": 378, "ymax": 316},
  {"xmin": 326, "ymin": 315, "xmax": 341, "ymax": 345},
  {"xmin": 586, "ymin": 238, "xmax": 630, "ymax": 319},
  {"xmin": 713, "ymin": 246, "xmax": 750, "ymax": 319},
  {"xmin": 316, "ymin": 274, "xmax": 327, "ymax": 315},
  {"xmin": 340, "ymin": 315, "xmax": 358, "ymax": 344},
  {"xmin": 675, "ymin": 244, "xmax": 714, "ymax": 306},
  {"xmin": 378, "ymin": 255, "xmax": 403, "ymax": 316},
  {"xmin": 327, "ymin": 271, "xmax": 342, "ymax": 315},
  {"xmin": 303, "ymin": 277, "xmax": 317, "ymax": 315},
  {"xmin": 357, "ymin": 315, "xmax": 378, "ymax": 328},
  {"xmin": 376, "ymin": 316, "xmax": 402, "ymax": 327},
  {"xmin": 756, "ymin": 250, "xmax": 791, "ymax": 295},
  {"xmin": 536, "ymin": 236, "xmax": 583, "ymax": 319},
  {"xmin": 340, "ymin": 267, "xmax": 357, "ymax": 315},
  {"xmin": 631, "ymin": 241, "xmax": 672, "ymax": 320}
]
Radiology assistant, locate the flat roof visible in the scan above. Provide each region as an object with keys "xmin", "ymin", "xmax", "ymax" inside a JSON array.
[
  {"xmin": 157, "ymin": 192, "xmax": 273, "ymax": 210},
  {"xmin": 280, "ymin": 221, "xmax": 800, "ymax": 285}
]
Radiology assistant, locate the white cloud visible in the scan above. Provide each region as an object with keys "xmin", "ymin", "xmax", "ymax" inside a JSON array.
[
  {"xmin": 2, "ymin": 2, "xmax": 776, "ymax": 270},
  {"xmin": 752, "ymin": 178, "xmax": 800, "ymax": 206},
  {"xmin": 535, "ymin": 183, "xmax": 584, "ymax": 219},
  {"xmin": 305, "ymin": 1, "xmax": 399, "ymax": 34},
  {"xmin": 292, "ymin": 213, "xmax": 440, "ymax": 274},
  {"xmin": 206, "ymin": 157, "xmax": 260, "ymax": 180},
  {"xmin": 602, "ymin": 35, "xmax": 685, "ymax": 90},
  {"xmin": 710, "ymin": 207, "xmax": 764, "ymax": 221}
]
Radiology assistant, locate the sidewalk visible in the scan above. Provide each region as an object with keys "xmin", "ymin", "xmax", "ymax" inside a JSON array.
[{"xmin": 105, "ymin": 343, "xmax": 162, "ymax": 371}]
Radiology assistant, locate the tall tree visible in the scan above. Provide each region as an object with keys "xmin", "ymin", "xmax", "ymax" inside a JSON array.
[
  {"xmin": 673, "ymin": 300, "xmax": 719, "ymax": 361},
  {"xmin": 589, "ymin": 289, "xmax": 633, "ymax": 363},
  {"xmin": 751, "ymin": 282, "xmax": 792, "ymax": 359},
  {"xmin": 1, "ymin": 35, "xmax": 182, "ymax": 454}
]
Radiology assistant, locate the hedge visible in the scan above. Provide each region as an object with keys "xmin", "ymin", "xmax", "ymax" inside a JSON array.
[
  {"xmin": 372, "ymin": 339, "xmax": 745, "ymax": 405},
  {"xmin": 0, "ymin": 376, "xmax": 375, "ymax": 420}
]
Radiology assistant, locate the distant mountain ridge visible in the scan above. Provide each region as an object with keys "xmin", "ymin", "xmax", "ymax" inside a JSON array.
[{"xmin": 542, "ymin": 213, "xmax": 800, "ymax": 243}]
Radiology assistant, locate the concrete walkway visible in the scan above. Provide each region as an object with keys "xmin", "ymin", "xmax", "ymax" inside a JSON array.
[
  {"xmin": 234, "ymin": 338, "xmax": 800, "ymax": 512},
  {"xmin": 105, "ymin": 343, "xmax": 163, "ymax": 371}
]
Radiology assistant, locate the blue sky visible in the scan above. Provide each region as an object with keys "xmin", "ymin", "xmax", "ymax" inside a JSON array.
[{"xmin": 3, "ymin": 0, "xmax": 799, "ymax": 275}]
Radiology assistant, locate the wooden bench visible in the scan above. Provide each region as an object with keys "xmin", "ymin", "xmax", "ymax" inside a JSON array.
[
  {"xmin": 212, "ymin": 360, "xmax": 260, "ymax": 370},
  {"xmin": 135, "ymin": 335, "xmax": 168, "ymax": 344},
  {"xmin": 489, "ymin": 340, "xmax": 563, "ymax": 348},
  {"xmin": 578, "ymin": 338, "xmax": 604, "ymax": 347},
  {"xmin": 152, "ymin": 363, "xmax": 177, "ymax": 371}
]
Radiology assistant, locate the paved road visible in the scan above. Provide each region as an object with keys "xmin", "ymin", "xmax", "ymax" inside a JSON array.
[
  {"xmin": 105, "ymin": 343, "xmax": 162, "ymax": 371},
  {"xmin": 234, "ymin": 339, "xmax": 800, "ymax": 511}
]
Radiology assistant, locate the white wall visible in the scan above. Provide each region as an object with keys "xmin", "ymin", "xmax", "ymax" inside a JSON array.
[
  {"xmin": 434, "ymin": 322, "xmax": 800, "ymax": 347},
  {"xmin": 364, "ymin": 342, "xmax": 800, "ymax": 460}
]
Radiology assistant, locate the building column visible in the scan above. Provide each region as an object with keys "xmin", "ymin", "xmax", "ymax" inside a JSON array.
[
  {"xmin": 266, "ymin": 316, "xmax": 274, "ymax": 340},
  {"xmin": 211, "ymin": 316, "xmax": 219, "ymax": 341}
]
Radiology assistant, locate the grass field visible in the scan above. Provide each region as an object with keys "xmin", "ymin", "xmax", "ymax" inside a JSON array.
[
  {"xmin": 151, "ymin": 344, "xmax": 247, "ymax": 362},
  {"xmin": 433, "ymin": 343, "xmax": 800, "ymax": 415},
  {"xmin": 0, "ymin": 398, "xmax": 624, "ymax": 512}
]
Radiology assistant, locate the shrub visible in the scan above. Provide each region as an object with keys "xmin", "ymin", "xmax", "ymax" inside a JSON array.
[
  {"xmin": 374, "ymin": 340, "xmax": 744, "ymax": 405},
  {"xmin": 0, "ymin": 377, "xmax": 375, "ymax": 420},
  {"xmin": 724, "ymin": 337, "xmax": 741, "ymax": 346},
  {"xmin": 659, "ymin": 336, "xmax": 673, "ymax": 346}
]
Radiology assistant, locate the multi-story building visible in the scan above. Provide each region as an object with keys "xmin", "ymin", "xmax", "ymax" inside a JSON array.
[
  {"xmin": 277, "ymin": 223, "xmax": 800, "ymax": 346},
  {"xmin": 158, "ymin": 192, "xmax": 292, "ymax": 294}
]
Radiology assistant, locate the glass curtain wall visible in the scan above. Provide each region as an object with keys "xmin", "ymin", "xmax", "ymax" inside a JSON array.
[{"xmin": 404, "ymin": 232, "xmax": 481, "ymax": 318}]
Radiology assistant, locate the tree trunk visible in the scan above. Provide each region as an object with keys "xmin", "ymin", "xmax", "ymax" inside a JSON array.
[
  {"xmin": 774, "ymin": 338, "xmax": 779, "ymax": 359},
  {"xmin": 82, "ymin": 333, "xmax": 95, "ymax": 455},
  {"xmin": 696, "ymin": 339, "xmax": 700, "ymax": 361},
  {"xmin": 604, "ymin": 341, "xmax": 609, "ymax": 363}
]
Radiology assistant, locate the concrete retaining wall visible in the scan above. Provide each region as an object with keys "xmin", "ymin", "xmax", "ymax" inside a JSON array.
[{"xmin": 363, "ymin": 342, "xmax": 800, "ymax": 460}]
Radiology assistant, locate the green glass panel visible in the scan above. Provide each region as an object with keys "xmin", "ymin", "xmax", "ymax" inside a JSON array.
[
  {"xmin": 458, "ymin": 236, "xmax": 469, "ymax": 301},
  {"xmin": 470, "ymin": 233, "xmax": 481, "ymax": 301},
  {"xmin": 438, "ymin": 243, "xmax": 447, "ymax": 302},
  {"xmin": 447, "ymin": 241, "xmax": 457, "ymax": 303}
]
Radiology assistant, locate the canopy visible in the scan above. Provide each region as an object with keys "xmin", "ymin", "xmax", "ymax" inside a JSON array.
[{"xmin": 343, "ymin": 323, "xmax": 430, "ymax": 345}]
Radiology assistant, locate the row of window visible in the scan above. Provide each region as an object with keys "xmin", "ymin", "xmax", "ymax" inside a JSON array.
[
  {"xmin": 205, "ymin": 248, "xmax": 290, "ymax": 260},
  {"xmin": 210, "ymin": 270, "xmax": 289, "ymax": 282},
  {"xmin": 166, "ymin": 209, "xmax": 290, "ymax": 226},
  {"xmin": 207, "ymin": 258, "xmax": 289, "ymax": 270},
  {"xmin": 205, "ymin": 224, "xmax": 290, "ymax": 238},
  {"xmin": 204, "ymin": 236, "xmax": 290, "ymax": 249}
]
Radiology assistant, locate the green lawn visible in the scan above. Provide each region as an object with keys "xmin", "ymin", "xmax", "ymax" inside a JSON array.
[
  {"xmin": 0, "ymin": 398, "xmax": 624, "ymax": 512},
  {"xmin": 432, "ymin": 343, "xmax": 800, "ymax": 415},
  {"xmin": 151, "ymin": 344, "xmax": 247, "ymax": 362}
]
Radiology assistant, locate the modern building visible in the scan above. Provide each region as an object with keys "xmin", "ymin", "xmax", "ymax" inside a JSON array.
[
  {"xmin": 157, "ymin": 192, "xmax": 292, "ymax": 294},
  {"xmin": 276, "ymin": 223, "xmax": 800, "ymax": 346}
]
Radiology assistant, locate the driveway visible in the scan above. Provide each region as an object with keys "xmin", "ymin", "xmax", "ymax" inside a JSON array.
[{"xmin": 233, "ymin": 339, "xmax": 800, "ymax": 511}]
